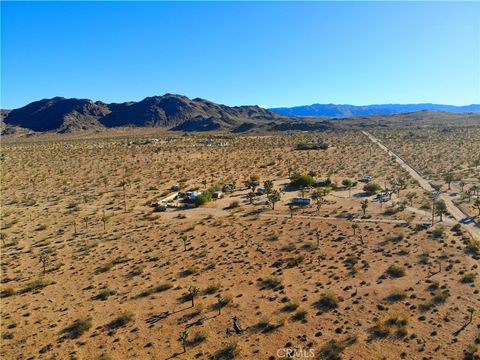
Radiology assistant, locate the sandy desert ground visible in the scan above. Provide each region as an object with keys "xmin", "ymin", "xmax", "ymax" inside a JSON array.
[{"xmin": 1, "ymin": 128, "xmax": 479, "ymax": 360}]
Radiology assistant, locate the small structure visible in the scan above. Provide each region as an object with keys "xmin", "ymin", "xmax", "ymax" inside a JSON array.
[
  {"xmin": 159, "ymin": 192, "xmax": 179, "ymax": 204},
  {"xmin": 256, "ymin": 187, "xmax": 265, "ymax": 195},
  {"xmin": 213, "ymin": 191, "xmax": 223, "ymax": 199},
  {"xmin": 360, "ymin": 175, "xmax": 374, "ymax": 183},
  {"xmin": 291, "ymin": 197, "xmax": 311, "ymax": 206},
  {"xmin": 223, "ymin": 183, "xmax": 235, "ymax": 192},
  {"xmin": 315, "ymin": 178, "xmax": 332, "ymax": 187},
  {"xmin": 186, "ymin": 191, "xmax": 202, "ymax": 201}
]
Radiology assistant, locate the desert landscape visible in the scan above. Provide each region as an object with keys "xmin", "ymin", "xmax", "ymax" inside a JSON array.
[{"xmin": 1, "ymin": 115, "xmax": 479, "ymax": 360}]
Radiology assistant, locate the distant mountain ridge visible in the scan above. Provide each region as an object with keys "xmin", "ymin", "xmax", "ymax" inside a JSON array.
[
  {"xmin": 269, "ymin": 103, "xmax": 480, "ymax": 117},
  {"xmin": 1, "ymin": 94, "xmax": 287, "ymax": 133}
]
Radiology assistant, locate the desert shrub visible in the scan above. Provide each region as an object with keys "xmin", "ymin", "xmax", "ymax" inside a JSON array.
[
  {"xmin": 386, "ymin": 265, "xmax": 406, "ymax": 278},
  {"xmin": 465, "ymin": 240, "xmax": 480, "ymax": 255},
  {"xmin": 0, "ymin": 287, "xmax": 16, "ymax": 298},
  {"xmin": 286, "ymin": 255, "xmax": 305, "ymax": 268},
  {"xmin": 290, "ymin": 174, "xmax": 315, "ymax": 187},
  {"xmin": 291, "ymin": 308, "xmax": 308, "ymax": 321},
  {"xmin": 107, "ymin": 311, "xmax": 135, "ymax": 329},
  {"xmin": 259, "ymin": 276, "xmax": 282, "ymax": 289},
  {"xmin": 63, "ymin": 317, "xmax": 92, "ymax": 339},
  {"xmin": 22, "ymin": 278, "xmax": 53, "ymax": 293},
  {"xmin": 431, "ymin": 227, "xmax": 445, "ymax": 239},
  {"xmin": 203, "ymin": 283, "xmax": 220, "ymax": 295},
  {"xmin": 363, "ymin": 182, "xmax": 382, "ymax": 195},
  {"xmin": 281, "ymin": 303, "xmax": 299, "ymax": 312},
  {"xmin": 385, "ymin": 290, "xmax": 406, "ymax": 303},
  {"xmin": 187, "ymin": 332, "xmax": 207, "ymax": 347},
  {"xmin": 95, "ymin": 288, "xmax": 116, "ymax": 301},
  {"xmin": 461, "ymin": 273, "xmax": 477, "ymax": 284},
  {"xmin": 315, "ymin": 293, "xmax": 341, "ymax": 311},
  {"xmin": 212, "ymin": 341, "xmax": 240, "ymax": 359},
  {"xmin": 318, "ymin": 337, "xmax": 356, "ymax": 360}
]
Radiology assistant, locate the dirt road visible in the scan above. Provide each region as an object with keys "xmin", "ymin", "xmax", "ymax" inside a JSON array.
[{"xmin": 363, "ymin": 131, "xmax": 480, "ymax": 240}]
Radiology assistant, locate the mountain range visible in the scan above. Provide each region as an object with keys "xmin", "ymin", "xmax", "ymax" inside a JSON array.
[
  {"xmin": 269, "ymin": 103, "xmax": 480, "ymax": 117},
  {"xmin": 2, "ymin": 95, "xmax": 479, "ymax": 134},
  {"xmin": 1, "ymin": 94, "xmax": 288, "ymax": 134}
]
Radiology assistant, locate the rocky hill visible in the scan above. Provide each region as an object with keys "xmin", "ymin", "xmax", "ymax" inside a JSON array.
[{"xmin": 2, "ymin": 94, "xmax": 287, "ymax": 133}]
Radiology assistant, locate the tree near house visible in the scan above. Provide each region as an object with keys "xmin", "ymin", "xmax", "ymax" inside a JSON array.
[
  {"xmin": 244, "ymin": 175, "xmax": 260, "ymax": 192},
  {"xmin": 342, "ymin": 179, "xmax": 357, "ymax": 197},
  {"xmin": 474, "ymin": 197, "xmax": 480, "ymax": 216},
  {"xmin": 267, "ymin": 190, "xmax": 281, "ymax": 210},
  {"xmin": 264, "ymin": 180, "xmax": 274, "ymax": 195},
  {"xmin": 405, "ymin": 192, "xmax": 417, "ymax": 207},
  {"xmin": 434, "ymin": 199, "xmax": 447, "ymax": 222},
  {"xmin": 443, "ymin": 173, "xmax": 455, "ymax": 190},
  {"xmin": 360, "ymin": 199, "xmax": 369, "ymax": 216},
  {"xmin": 247, "ymin": 191, "xmax": 256, "ymax": 204}
]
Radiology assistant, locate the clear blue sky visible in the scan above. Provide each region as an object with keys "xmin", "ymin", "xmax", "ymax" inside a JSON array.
[{"xmin": 1, "ymin": 1, "xmax": 479, "ymax": 109}]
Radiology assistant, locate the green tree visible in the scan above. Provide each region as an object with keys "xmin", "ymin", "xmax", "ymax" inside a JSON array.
[
  {"xmin": 363, "ymin": 182, "xmax": 382, "ymax": 195},
  {"xmin": 39, "ymin": 252, "xmax": 50, "ymax": 275},
  {"xmin": 435, "ymin": 199, "xmax": 447, "ymax": 221},
  {"xmin": 342, "ymin": 179, "xmax": 357, "ymax": 197},
  {"xmin": 405, "ymin": 192, "xmax": 417, "ymax": 207},
  {"xmin": 290, "ymin": 174, "xmax": 315, "ymax": 187},
  {"xmin": 244, "ymin": 175, "xmax": 260, "ymax": 191},
  {"xmin": 361, "ymin": 199, "xmax": 369, "ymax": 216},
  {"xmin": 474, "ymin": 197, "xmax": 480, "ymax": 215},
  {"xmin": 443, "ymin": 173, "xmax": 455, "ymax": 190},
  {"xmin": 351, "ymin": 223, "xmax": 359, "ymax": 236},
  {"xmin": 188, "ymin": 286, "xmax": 200, "ymax": 307},
  {"xmin": 267, "ymin": 190, "xmax": 281, "ymax": 210},
  {"xmin": 179, "ymin": 329, "xmax": 189, "ymax": 353},
  {"xmin": 264, "ymin": 180, "xmax": 274, "ymax": 195}
]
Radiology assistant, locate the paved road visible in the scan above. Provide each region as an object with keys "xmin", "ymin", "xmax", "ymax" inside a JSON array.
[{"xmin": 363, "ymin": 131, "xmax": 480, "ymax": 240}]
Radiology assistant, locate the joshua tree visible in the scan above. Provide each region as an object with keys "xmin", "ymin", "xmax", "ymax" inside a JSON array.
[
  {"xmin": 39, "ymin": 252, "xmax": 50, "ymax": 275},
  {"xmin": 247, "ymin": 191, "xmax": 256, "ymax": 205},
  {"xmin": 351, "ymin": 223, "xmax": 359, "ymax": 236},
  {"xmin": 181, "ymin": 236, "xmax": 189, "ymax": 251},
  {"xmin": 316, "ymin": 231, "xmax": 321, "ymax": 249},
  {"xmin": 71, "ymin": 220, "xmax": 77, "ymax": 235},
  {"xmin": 443, "ymin": 173, "xmax": 454, "ymax": 190},
  {"xmin": 466, "ymin": 307, "xmax": 475, "ymax": 327},
  {"xmin": 217, "ymin": 296, "xmax": 226, "ymax": 315},
  {"xmin": 83, "ymin": 216, "xmax": 89, "ymax": 230},
  {"xmin": 188, "ymin": 286, "xmax": 200, "ymax": 307},
  {"xmin": 179, "ymin": 328, "xmax": 189, "ymax": 353},
  {"xmin": 474, "ymin": 197, "xmax": 480, "ymax": 216},
  {"xmin": 100, "ymin": 211, "xmax": 108, "ymax": 231},
  {"xmin": 202, "ymin": 179, "xmax": 207, "ymax": 188},
  {"xmin": 288, "ymin": 204, "xmax": 295, "ymax": 219},
  {"xmin": 342, "ymin": 179, "xmax": 357, "ymax": 197},
  {"xmin": 360, "ymin": 199, "xmax": 368, "ymax": 216},
  {"xmin": 0, "ymin": 233, "xmax": 6, "ymax": 247},
  {"xmin": 405, "ymin": 192, "xmax": 417, "ymax": 207},
  {"xmin": 264, "ymin": 180, "xmax": 274, "ymax": 195},
  {"xmin": 267, "ymin": 190, "xmax": 281, "ymax": 210},
  {"xmin": 459, "ymin": 180, "xmax": 466, "ymax": 193},
  {"xmin": 244, "ymin": 175, "xmax": 259, "ymax": 192},
  {"xmin": 435, "ymin": 199, "xmax": 447, "ymax": 222}
]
